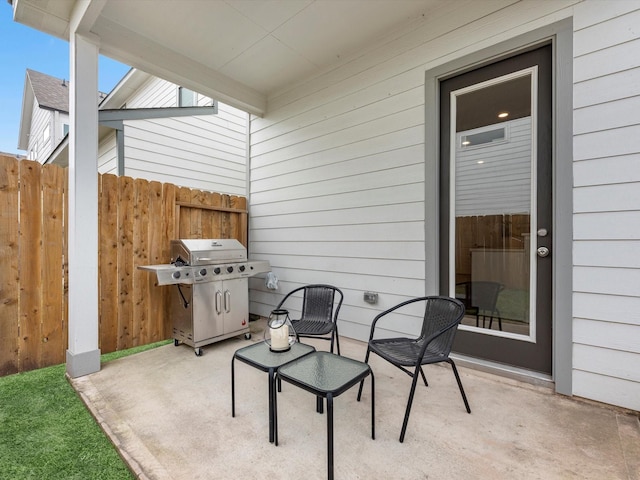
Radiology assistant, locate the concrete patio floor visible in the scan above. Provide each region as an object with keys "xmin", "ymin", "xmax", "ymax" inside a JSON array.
[{"xmin": 70, "ymin": 319, "xmax": 639, "ymax": 480}]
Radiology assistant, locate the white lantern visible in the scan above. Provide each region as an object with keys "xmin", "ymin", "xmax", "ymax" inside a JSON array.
[{"xmin": 264, "ymin": 309, "xmax": 296, "ymax": 352}]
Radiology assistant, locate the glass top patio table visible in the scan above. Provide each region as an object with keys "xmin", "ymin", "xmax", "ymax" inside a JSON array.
[
  {"xmin": 233, "ymin": 341, "xmax": 316, "ymax": 370},
  {"xmin": 278, "ymin": 351, "xmax": 372, "ymax": 396},
  {"xmin": 231, "ymin": 341, "xmax": 316, "ymax": 445},
  {"xmin": 276, "ymin": 352, "xmax": 375, "ymax": 480}
]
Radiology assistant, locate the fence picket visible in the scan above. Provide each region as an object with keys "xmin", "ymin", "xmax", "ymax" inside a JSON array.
[
  {"xmin": 147, "ymin": 181, "xmax": 165, "ymax": 343},
  {"xmin": 132, "ymin": 178, "xmax": 150, "ymax": 347},
  {"xmin": 40, "ymin": 165, "xmax": 65, "ymax": 366},
  {"xmin": 0, "ymin": 156, "xmax": 20, "ymax": 375},
  {"xmin": 99, "ymin": 174, "xmax": 119, "ymax": 352},
  {"xmin": 18, "ymin": 160, "xmax": 43, "ymax": 372},
  {"xmin": 117, "ymin": 175, "xmax": 134, "ymax": 350},
  {"xmin": 231, "ymin": 196, "xmax": 248, "ymax": 247}
]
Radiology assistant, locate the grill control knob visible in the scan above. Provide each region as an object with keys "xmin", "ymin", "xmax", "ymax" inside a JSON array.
[
  {"xmin": 172, "ymin": 271, "xmax": 181, "ymax": 279},
  {"xmin": 239, "ymin": 265, "xmax": 246, "ymax": 272},
  {"xmin": 214, "ymin": 267, "xmax": 221, "ymax": 275},
  {"xmin": 199, "ymin": 268, "xmax": 207, "ymax": 276},
  {"xmin": 227, "ymin": 266, "xmax": 234, "ymax": 273}
]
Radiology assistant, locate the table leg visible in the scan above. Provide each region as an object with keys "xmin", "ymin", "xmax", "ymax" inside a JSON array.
[
  {"xmin": 231, "ymin": 356, "xmax": 236, "ymax": 417},
  {"xmin": 274, "ymin": 372, "xmax": 278, "ymax": 446},
  {"xmin": 327, "ymin": 393, "xmax": 333, "ymax": 480},
  {"xmin": 370, "ymin": 371, "xmax": 375, "ymax": 440},
  {"xmin": 268, "ymin": 368, "xmax": 276, "ymax": 444},
  {"xmin": 317, "ymin": 395, "xmax": 323, "ymax": 414}
]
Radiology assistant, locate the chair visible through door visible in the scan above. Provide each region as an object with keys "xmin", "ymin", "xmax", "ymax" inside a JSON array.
[{"xmin": 456, "ymin": 281, "xmax": 504, "ymax": 330}]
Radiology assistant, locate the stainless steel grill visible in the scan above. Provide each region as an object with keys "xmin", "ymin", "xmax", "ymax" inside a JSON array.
[{"xmin": 139, "ymin": 239, "xmax": 270, "ymax": 356}]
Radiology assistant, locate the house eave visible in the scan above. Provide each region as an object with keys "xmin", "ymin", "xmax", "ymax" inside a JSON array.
[
  {"xmin": 11, "ymin": 0, "xmax": 72, "ymax": 41},
  {"xmin": 17, "ymin": 71, "xmax": 35, "ymax": 151}
]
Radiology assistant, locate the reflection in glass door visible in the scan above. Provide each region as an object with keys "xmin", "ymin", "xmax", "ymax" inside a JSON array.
[{"xmin": 451, "ymin": 69, "xmax": 536, "ymax": 340}]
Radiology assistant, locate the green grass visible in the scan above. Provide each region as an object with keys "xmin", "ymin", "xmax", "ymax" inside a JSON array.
[
  {"xmin": 0, "ymin": 340, "xmax": 171, "ymax": 480},
  {"xmin": 496, "ymin": 288, "xmax": 530, "ymax": 322}
]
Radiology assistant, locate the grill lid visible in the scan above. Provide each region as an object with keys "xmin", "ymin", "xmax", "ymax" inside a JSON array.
[{"xmin": 171, "ymin": 239, "xmax": 247, "ymax": 265}]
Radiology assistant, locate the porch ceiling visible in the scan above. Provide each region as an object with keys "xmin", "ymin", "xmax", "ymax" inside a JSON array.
[{"xmin": 12, "ymin": 0, "xmax": 441, "ymax": 115}]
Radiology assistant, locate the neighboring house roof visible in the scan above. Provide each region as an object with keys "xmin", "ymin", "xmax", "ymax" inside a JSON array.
[
  {"xmin": 27, "ymin": 69, "xmax": 70, "ymax": 113},
  {"xmin": 18, "ymin": 69, "xmax": 108, "ymax": 151}
]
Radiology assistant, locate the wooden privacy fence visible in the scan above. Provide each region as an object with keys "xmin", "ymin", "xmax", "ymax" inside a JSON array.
[{"xmin": 0, "ymin": 156, "xmax": 247, "ymax": 376}]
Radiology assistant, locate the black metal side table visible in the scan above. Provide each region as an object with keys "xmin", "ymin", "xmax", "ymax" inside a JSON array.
[
  {"xmin": 231, "ymin": 341, "xmax": 315, "ymax": 444},
  {"xmin": 276, "ymin": 351, "xmax": 375, "ymax": 480}
]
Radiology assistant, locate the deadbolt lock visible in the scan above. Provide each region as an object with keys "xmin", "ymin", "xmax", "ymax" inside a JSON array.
[{"xmin": 537, "ymin": 246, "xmax": 550, "ymax": 257}]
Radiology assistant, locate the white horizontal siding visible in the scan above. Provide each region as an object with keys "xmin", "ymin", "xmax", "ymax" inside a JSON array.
[
  {"xmin": 573, "ymin": 155, "xmax": 640, "ymax": 187},
  {"xmin": 29, "ymin": 104, "xmax": 52, "ymax": 163},
  {"xmin": 573, "ymin": 266, "xmax": 640, "ymax": 297},
  {"xmin": 574, "ymin": 344, "xmax": 640, "ymax": 383},
  {"xmin": 55, "ymin": 112, "xmax": 69, "ymax": 146},
  {"xmin": 455, "ymin": 117, "xmax": 531, "ymax": 216},
  {"xmin": 250, "ymin": 179, "xmax": 423, "ymax": 217},
  {"xmin": 572, "ymin": 0, "xmax": 640, "ymax": 412},
  {"xmin": 573, "ymin": 68, "xmax": 640, "ymax": 109},
  {"xmin": 248, "ymin": 0, "xmax": 577, "ymax": 338},
  {"xmin": 125, "ymin": 76, "xmax": 176, "ymax": 108},
  {"xmin": 99, "ymin": 74, "xmax": 248, "ymax": 194},
  {"xmin": 574, "ymin": 211, "xmax": 640, "ymax": 240},
  {"xmin": 574, "ymin": 318, "xmax": 640, "ymax": 351},
  {"xmin": 250, "ymin": 240, "xmax": 425, "ymax": 261},
  {"xmin": 573, "ymin": 370, "xmax": 640, "ymax": 411},
  {"xmin": 573, "ymin": 292, "xmax": 640, "ymax": 326},
  {"xmin": 574, "ymin": 240, "xmax": 640, "ymax": 268},
  {"xmin": 573, "ymin": 182, "xmax": 640, "ymax": 213},
  {"xmin": 574, "ymin": 124, "xmax": 640, "ymax": 161},
  {"xmin": 574, "ymin": 37, "xmax": 640, "ymax": 84},
  {"xmin": 574, "ymin": 95, "xmax": 640, "ymax": 135},
  {"xmin": 98, "ymin": 132, "xmax": 117, "ymax": 174}
]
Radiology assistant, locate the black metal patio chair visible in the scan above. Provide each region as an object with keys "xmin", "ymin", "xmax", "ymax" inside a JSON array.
[
  {"xmin": 276, "ymin": 284, "xmax": 344, "ymax": 355},
  {"xmin": 357, "ymin": 296, "xmax": 471, "ymax": 442}
]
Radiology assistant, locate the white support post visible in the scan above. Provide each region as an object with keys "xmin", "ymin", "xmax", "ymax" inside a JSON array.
[{"xmin": 66, "ymin": 32, "xmax": 101, "ymax": 378}]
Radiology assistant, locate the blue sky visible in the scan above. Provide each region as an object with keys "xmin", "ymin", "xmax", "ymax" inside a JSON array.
[{"xmin": 0, "ymin": 3, "xmax": 130, "ymax": 155}]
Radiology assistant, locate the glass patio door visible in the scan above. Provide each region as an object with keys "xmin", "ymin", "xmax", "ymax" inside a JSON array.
[{"xmin": 439, "ymin": 44, "xmax": 552, "ymax": 374}]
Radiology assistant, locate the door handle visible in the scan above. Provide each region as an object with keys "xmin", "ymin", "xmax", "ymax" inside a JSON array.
[
  {"xmin": 537, "ymin": 246, "xmax": 550, "ymax": 257},
  {"xmin": 224, "ymin": 290, "xmax": 231, "ymax": 313},
  {"xmin": 215, "ymin": 290, "xmax": 222, "ymax": 314}
]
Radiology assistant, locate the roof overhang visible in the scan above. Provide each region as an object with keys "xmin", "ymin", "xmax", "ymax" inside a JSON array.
[{"xmin": 12, "ymin": 0, "xmax": 441, "ymax": 116}]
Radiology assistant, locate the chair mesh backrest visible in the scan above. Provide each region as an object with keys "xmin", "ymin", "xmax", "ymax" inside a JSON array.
[
  {"xmin": 301, "ymin": 286, "xmax": 336, "ymax": 323},
  {"xmin": 418, "ymin": 297, "xmax": 464, "ymax": 357},
  {"xmin": 470, "ymin": 281, "xmax": 502, "ymax": 313}
]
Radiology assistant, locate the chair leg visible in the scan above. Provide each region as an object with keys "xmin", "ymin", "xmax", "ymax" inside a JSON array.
[
  {"xmin": 448, "ymin": 359, "xmax": 471, "ymax": 414},
  {"xmin": 357, "ymin": 348, "xmax": 371, "ymax": 401},
  {"xmin": 418, "ymin": 366, "xmax": 428, "ymax": 387},
  {"xmin": 399, "ymin": 367, "xmax": 421, "ymax": 443}
]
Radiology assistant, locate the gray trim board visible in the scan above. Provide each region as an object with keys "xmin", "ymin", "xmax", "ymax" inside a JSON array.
[
  {"xmin": 99, "ymin": 105, "xmax": 217, "ymax": 123},
  {"xmin": 424, "ymin": 19, "xmax": 573, "ymax": 395},
  {"xmin": 116, "ymin": 129, "xmax": 125, "ymax": 176}
]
